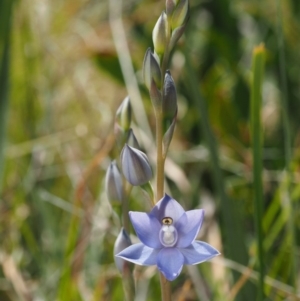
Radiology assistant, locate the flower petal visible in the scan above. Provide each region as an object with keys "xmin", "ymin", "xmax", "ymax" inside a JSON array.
[
  {"xmin": 157, "ymin": 248, "xmax": 184, "ymax": 281},
  {"xmin": 116, "ymin": 243, "xmax": 159, "ymax": 266},
  {"xmin": 179, "ymin": 241, "xmax": 220, "ymax": 265},
  {"xmin": 175, "ymin": 209, "xmax": 204, "ymax": 248},
  {"xmin": 129, "ymin": 212, "xmax": 162, "ymax": 248},
  {"xmin": 151, "ymin": 194, "xmax": 185, "ymax": 223}
]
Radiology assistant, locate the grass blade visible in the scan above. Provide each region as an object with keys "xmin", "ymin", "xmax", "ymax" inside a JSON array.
[
  {"xmin": 250, "ymin": 44, "xmax": 266, "ymax": 300},
  {"xmin": 276, "ymin": 0, "xmax": 297, "ymax": 290},
  {"xmin": 0, "ymin": 0, "xmax": 13, "ymax": 194},
  {"xmin": 184, "ymin": 46, "xmax": 256, "ymax": 300}
]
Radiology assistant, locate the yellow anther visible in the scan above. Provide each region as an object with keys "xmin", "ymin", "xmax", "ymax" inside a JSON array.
[{"xmin": 162, "ymin": 217, "xmax": 173, "ymax": 225}]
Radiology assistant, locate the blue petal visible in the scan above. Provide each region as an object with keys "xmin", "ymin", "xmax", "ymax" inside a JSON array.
[
  {"xmin": 116, "ymin": 243, "xmax": 159, "ymax": 266},
  {"xmin": 157, "ymin": 248, "xmax": 184, "ymax": 281},
  {"xmin": 129, "ymin": 212, "xmax": 162, "ymax": 248},
  {"xmin": 151, "ymin": 194, "xmax": 185, "ymax": 223},
  {"xmin": 175, "ymin": 209, "xmax": 204, "ymax": 248},
  {"xmin": 179, "ymin": 241, "xmax": 220, "ymax": 265}
]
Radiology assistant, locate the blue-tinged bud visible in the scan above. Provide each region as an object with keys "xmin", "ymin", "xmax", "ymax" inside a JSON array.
[
  {"xmin": 127, "ymin": 129, "xmax": 140, "ymax": 149},
  {"xmin": 150, "ymin": 78, "xmax": 162, "ymax": 109},
  {"xmin": 121, "ymin": 144, "xmax": 152, "ymax": 186},
  {"xmin": 169, "ymin": 23, "xmax": 186, "ymax": 50},
  {"xmin": 166, "ymin": 0, "xmax": 176, "ymax": 16},
  {"xmin": 114, "ymin": 228, "xmax": 132, "ymax": 273},
  {"xmin": 171, "ymin": 0, "xmax": 189, "ymax": 30},
  {"xmin": 163, "ymin": 71, "xmax": 177, "ymax": 120},
  {"xmin": 163, "ymin": 114, "xmax": 177, "ymax": 158},
  {"xmin": 152, "ymin": 12, "xmax": 168, "ymax": 56},
  {"xmin": 105, "ymin": 161, "xmax": 124, "ymax": 203},
  {"xmin": 116, "ymin": 96, "xmax": 131, "ymax": 132},
  {"xmin": 143, "ymin": 48, "xmax": 161, "ymax": 90}
]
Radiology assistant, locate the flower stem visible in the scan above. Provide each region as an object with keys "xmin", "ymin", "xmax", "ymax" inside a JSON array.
[
  {"xmin": 156, "ymin": 37, "xmax": 172, "ymax": 301},
  {"xmin": 160, "ymin": 273, "xmax": 172, "ymax": 301},
  {"xmin": 156, "ymin": 107, "xmax": 171, "ymax": 301},
  {"xmin": 121, "ymin": 183, "xmax": 135, "ymax": 301},
  {"xmin": 156, "ymin": 110, "xmax": 165, "ymax": 200},
  {"xmin": 155, "ymin": 80, "xmax": 171, "ymax": 301},
  {"xmin": 122, "ymin": 261, "xmax": 135, "ymax": 301},
  {"xmin": 122, "ymin": 193, "xmax": 130, "ymax": 234}
]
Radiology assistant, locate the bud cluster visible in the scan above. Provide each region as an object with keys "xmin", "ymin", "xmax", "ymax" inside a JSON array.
[
  {"xmin": 106, "ymin": 96, "xmax": 153, "ymax": 277},
  {"xmin": 142, "ymin": 0, "xmax": 189, "ymax": 159},
  {"xmin": 105, "ymin": 97, "xmax": 153, "ymax": 205},
  {"xmin": 152, "ymin": 0, "xmax": 189, "ymax": 59}
]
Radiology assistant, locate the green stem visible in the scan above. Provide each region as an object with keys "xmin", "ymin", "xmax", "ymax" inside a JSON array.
[
  {"xmin": 276, "ymin": 0, "xmax": 297, "ymax": 290},
  {"xmin": 122, "ymin": 183, "xmax": 131, "ymax": 234},
  {"xmin": 156, "ymin": 110, "xmax": 165, "ymax": 201},
  {"xmin": 155, "ymin": 83, "xmax": 170, "ymax": 301},
  {"xmin": 250, "ymin": 44, "xmax": 266, "ymax": 301},
  {"xmin": 122, "ymin": 196, "xmax": 130, "ymax": 233},
  {"xmin": 121, "ymin": 181, "xmax": 135, "ymax": 301},
  {"xmin": 156, "ymin": 23, "xmax": 171, "ymax": 300},
  {"xmin": 160, "ymin": 273, "xmax": 172, "ymax": 301},
  {"xmin": 122, "ymin": 261, "xmax": 135, "ymax": 301}
]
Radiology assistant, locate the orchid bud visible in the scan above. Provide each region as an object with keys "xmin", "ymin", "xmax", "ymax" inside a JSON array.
[
  {"xmin": 114, "ymin": 228, "xmax": 132, "ymax": 273},
  {"xmin": 121, "ymin": 144, "xmax": 152, "ymax": 186},
  {"xmin": 143, "ymin": 48, "xmax": 161, "ymax": 91},
  {"xmin": 127, "ymin": 129, "xmax": 140, "ymax": 149},
  {"xmin": 171, "ymin": 0, "xmax": 189, "ymax": 30},
  {"xmin": 116, "ymin": 96, "xmax": 131, "ymax": 132},
  {"xmin": 166, "ymin": 0, "xmax": 176, "ymax": 16},
  {"xmin": 105, "ymin": 161, "xmax": 124, "ymax": 203},
  {"xmin": 152, "ymin": 12, "xmax": 168, "ymax": 56},
  {"xmin": 163, "ymin": 71, "xmax": 177, "ymax": 120},
  {"xmin": 169, "ymin": 23, "xmax": 186, "ymax": 50},
  {"xmin": 149, "ymin": 78, "xmax": 162, "ymax": 109}
]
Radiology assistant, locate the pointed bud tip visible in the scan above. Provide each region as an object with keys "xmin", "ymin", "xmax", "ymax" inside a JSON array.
[
  {"xmin": 152, "ymin": 12, "xmax": 168, "ymax": 56},
  {"xmin": 116, "ymin": 96, "xmax": 132, "ymax": 131},
  {"xmin": 163, "ymin": 71, "xmax": 177, "ymax": 120},
  {"xmin": 143, "ymin": 48, "xmax": 161, "ymax": 90},
  {"xmin": 171, "ymin": 0, "xmax": 189, "ymax": 30}
]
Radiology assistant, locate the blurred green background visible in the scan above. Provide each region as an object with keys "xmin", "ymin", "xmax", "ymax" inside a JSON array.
[{"xmin": 0, "ymin": 0, "xmax": 300, "ymax": 300}]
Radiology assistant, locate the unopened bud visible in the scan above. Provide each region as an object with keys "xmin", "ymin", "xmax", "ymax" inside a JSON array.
[
  {"xmin": 169, "ymin": 23, "xmax": 186, "ymax": 50},
  {"xmin": 114, "ymin": 228, "xmax": 132, "ymax": 273},
  {"xmin": 166, "ymin": 0, "xmax": 176, "ymax": 16},
  {"xmin": 121, "ymin": 144, "xmax": 152, "ymax": 186},
  {"xmin": 116, "ymin": 96, "xmax": 131, "ymax": 132},
  {"xmin": 163, "ymin": 115, "xmax": 177, "ymax": 158},
  {"xmin": 171, "ymin": 0, "xmax": 189, "ymax": 30},
  {"xmin": 127, "ymin": 129, "xmax": 140, "ymax": 149},
  {"xmin": 152, "ymin": 12, "xmax": 168, "ymax": 56},
  {"xmin": 163, "ymin": 71, "xmax": 177, "ymax": 120},
  {"xmin": 105, "ymin": 161, "xmax": 124, "ymax": 203},
  {"xmin": 143, "ymin": 48, "xmax": 161, "ymax": 90},
  {"xmin": 150, "ymin": 78, "xmax": 162, "ymax": 109}
]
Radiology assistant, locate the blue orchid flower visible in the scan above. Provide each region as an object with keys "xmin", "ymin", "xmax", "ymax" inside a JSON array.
[{"xmin": 116, "ymin": 194, "xmax": 220, "ymax": 281}]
